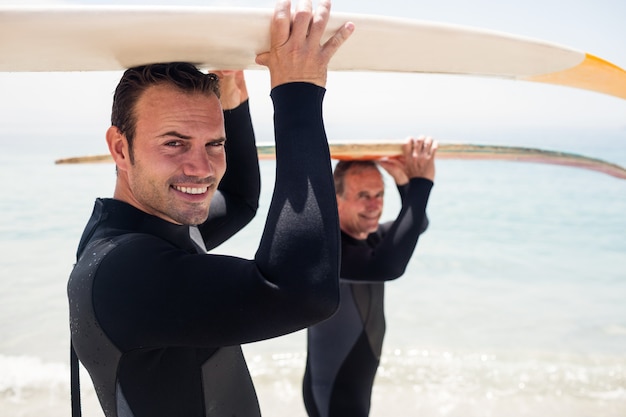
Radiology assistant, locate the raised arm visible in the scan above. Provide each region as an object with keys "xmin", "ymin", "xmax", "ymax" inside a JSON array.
[
  {"xmin": 252, "ymin": 0, "xmax": 354, "ymax": 322},
  {"xmin": 342, "ymin": 136, "xmax": 437, "ymax": 281},
  {"xmin": 200, "ymin": 71, "xmax": 261, "ymax": 249}
]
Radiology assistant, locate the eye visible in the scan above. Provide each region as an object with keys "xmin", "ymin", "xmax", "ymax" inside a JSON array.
[
  {"xmin": 164, "ymin": 140, "xmax": 183, "ymax": 147},
  {"xmin": 206, "ymin": 139, "xmax": 226, "ymax": 150}
]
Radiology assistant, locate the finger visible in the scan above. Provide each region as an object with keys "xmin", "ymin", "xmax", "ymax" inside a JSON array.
[
  {"xmin": 212, "ymin": 70, "xmax": 236, "ymax": 82},
  {"xmin": 320, "ymin": 21, "xmax": 355, "ymax": 61},
  {"xmin": 402, "ymin": 137, "xmax": 414, "ymax": 158},
  {"xmin": 256, "ymin": 0, "xmax": 292, "ymax": 68},
  {"xmin": 430, "ymin": 139, "xmax": 439, "ymax": 156},
  {"xmin": 255, "ymin": 51, "xmax": 269, "ymax": 67},
  {"xmin": 421, "ymin": 136, "xmax": 433, "ymax": 154},
  {"xmin": 291, "ymin": 0, "xmax": 314, "ymax": 41},
  {"xmin": 308, "ymin": 0, "xmax": 331, "ymax": 42},
  {"xmin": 413, "ymin": 136, "xmax": 425, "ymax": 157},
  {"xmin": 271, "ymin": 0, "xmax": 292, "ymax": 48},
  {"xmin": 379, "ymin": 157, "xmax": 403, "ymax": 169}
]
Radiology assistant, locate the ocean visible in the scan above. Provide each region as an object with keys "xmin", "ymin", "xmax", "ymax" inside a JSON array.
[{"xmin": 1, "ymin": 127, "xmax": 625, "ymax": 416}]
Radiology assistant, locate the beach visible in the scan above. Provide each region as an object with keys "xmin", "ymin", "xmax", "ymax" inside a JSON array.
[{"xmin": 1, "ymin": 128, "xmax": 625, "ymax": 416}]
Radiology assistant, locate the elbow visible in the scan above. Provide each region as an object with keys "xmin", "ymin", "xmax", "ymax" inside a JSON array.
[
  {"xmin": 390, "ymin": 264, "xmax": 409, "ymax": 280},
  {"xmin": 380, "ymin": 265, "xmax": 407, "ymax": 282},
  {"xmin": 313, "ymin": 287, "xmax": 340, "ymax": 321},
  {"xmin": 235, "ymin": 199, "xmax": 259, "ymax": 228},
  {"xmin": 296, "ymin": 274, "xmax": 340, "ymax": 325},
  {"xmin": 242, "ymin": 203, "xmax": 259, "ymax": 225},
  {"xmin": 303, "ymin": 296, "xmax": 339, "ymax": 326}
]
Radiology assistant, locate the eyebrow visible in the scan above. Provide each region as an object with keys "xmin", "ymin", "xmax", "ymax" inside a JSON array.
[
  {"xmin": 159, "ymin": 131, "xmax": 192, "ymax": 140},
  {"xmin": 357, "ymin": 190, "xmax": 384, "ymax": 197},
  {"xmin": 158, "ymin": 131, "xmax": 227, "ymax": 144}
]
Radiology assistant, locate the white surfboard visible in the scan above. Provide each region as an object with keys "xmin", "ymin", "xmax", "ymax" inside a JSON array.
[{"xmin": 1, "ymin": 5, "xmax": 625, "ymax": 100}]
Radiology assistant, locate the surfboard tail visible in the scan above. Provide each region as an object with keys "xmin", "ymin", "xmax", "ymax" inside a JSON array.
[{"xmin": 523, "ymin": 53, "xmax": 626, "ymax": 100}]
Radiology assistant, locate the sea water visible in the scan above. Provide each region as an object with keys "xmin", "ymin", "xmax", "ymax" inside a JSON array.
[{"xmin": 1, "ymin": 128, "xmax": 625, "ymax": 416}]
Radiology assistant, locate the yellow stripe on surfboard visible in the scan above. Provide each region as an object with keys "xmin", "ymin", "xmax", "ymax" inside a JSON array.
[
  {"xmin": 54, "ymin": 142, "xmax": 626, "ymax": 180},
  {"xmin": 524, "ymin": 54, "xmax": 626, "ymax": 100}
]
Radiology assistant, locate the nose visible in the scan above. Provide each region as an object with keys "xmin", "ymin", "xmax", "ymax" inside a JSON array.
[
  {"xmin": 365, "ymin": 196, "xmax": 382, "ymax": 210},
  {"xmin": 184, "ymin": 145, "xmax": 215, "ymax": 178}
]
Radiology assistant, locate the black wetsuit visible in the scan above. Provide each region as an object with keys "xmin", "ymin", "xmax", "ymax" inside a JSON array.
[
  {"xmin": 303, "ymin": 178, "xmax": 433, "ymax": 417},
  {"xmin": 68, "ymin": 83, "xmax": 340, "ymax": 417}
]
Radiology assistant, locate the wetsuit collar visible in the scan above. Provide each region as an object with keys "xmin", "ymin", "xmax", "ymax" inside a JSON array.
[{"xmin": 77, "ymin": 198, "xmax": 198, "ymax": 257}]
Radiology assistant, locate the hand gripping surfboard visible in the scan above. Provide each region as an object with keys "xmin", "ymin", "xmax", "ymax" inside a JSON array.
[{"xmin": 1, "ymin": 6, "xmax": 625, "ymax": 100}]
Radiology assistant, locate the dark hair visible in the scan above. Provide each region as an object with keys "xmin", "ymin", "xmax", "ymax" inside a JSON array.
[
  {"xmin": 333, "ymin": 160, "xmax": 380, "ymax": 196},
  {"xmin": 111, "ymin": 62, "xmax": 221, "ymax": 160}
]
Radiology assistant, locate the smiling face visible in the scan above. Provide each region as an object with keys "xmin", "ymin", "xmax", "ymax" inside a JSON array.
[
  {"xmin": 107, "ymin": 83, "xmax": 226, "ymax": 225},
  {"xmin": 336, "ymin": 165, "xmax": 385, "ymax": 240}
]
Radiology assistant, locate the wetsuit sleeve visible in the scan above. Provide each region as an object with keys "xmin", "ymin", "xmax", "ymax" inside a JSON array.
[
  {"xmin": 199, "ymin": 100, "xmax": 261, "ymax": 250},
  {"xmin": 397, "ymin": 182, "xmax": 429, "ymax": 233},
  {"xmin": 92, "ymin": 83, "xmax": 340, "ymax": 350},
  {"xmin": 340, "ymin": 177, "xmax": 433, "ymax": 281},
  {"xmin": 254, "ymin": 82, "xmax": 341, "ymax": 308}
]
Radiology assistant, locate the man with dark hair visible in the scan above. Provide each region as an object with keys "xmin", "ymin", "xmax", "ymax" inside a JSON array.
[
  {"xmin": 67, "ymin": 1, "xmax": 354, "ymax": 416},
  {"xmin": 303, "ymin": 136, "xmax": 437, "ymax": 417}
]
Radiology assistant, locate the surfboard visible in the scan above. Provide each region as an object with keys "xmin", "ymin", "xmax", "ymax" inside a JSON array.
[
  {"xmin": 54, "ymin": 142, "xmax": 626, "ymax": 180},
  {"xmin": 1, "ymin": 6, "xmax": 625, "ymax": 100}
]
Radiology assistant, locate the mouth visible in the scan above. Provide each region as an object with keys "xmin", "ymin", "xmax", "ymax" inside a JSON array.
[{"xmin": 172, "ymin": 185, "xmax": 210, "ymax": 195}]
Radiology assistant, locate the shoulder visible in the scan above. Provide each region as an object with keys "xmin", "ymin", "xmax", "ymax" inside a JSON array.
[{"xmin": 81, "ymin": 233, "xmax": 189, "ymax": 280}]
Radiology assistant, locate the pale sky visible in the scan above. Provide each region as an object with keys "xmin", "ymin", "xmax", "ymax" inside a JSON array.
[{"xmin": 1, "ymin": 0, "xmax": 625, "ymax": 147}]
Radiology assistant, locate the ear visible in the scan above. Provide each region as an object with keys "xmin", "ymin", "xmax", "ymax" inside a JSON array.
[{"xmin": 106, "ymin": 126, "xmax": 130, "ymax": 171}]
